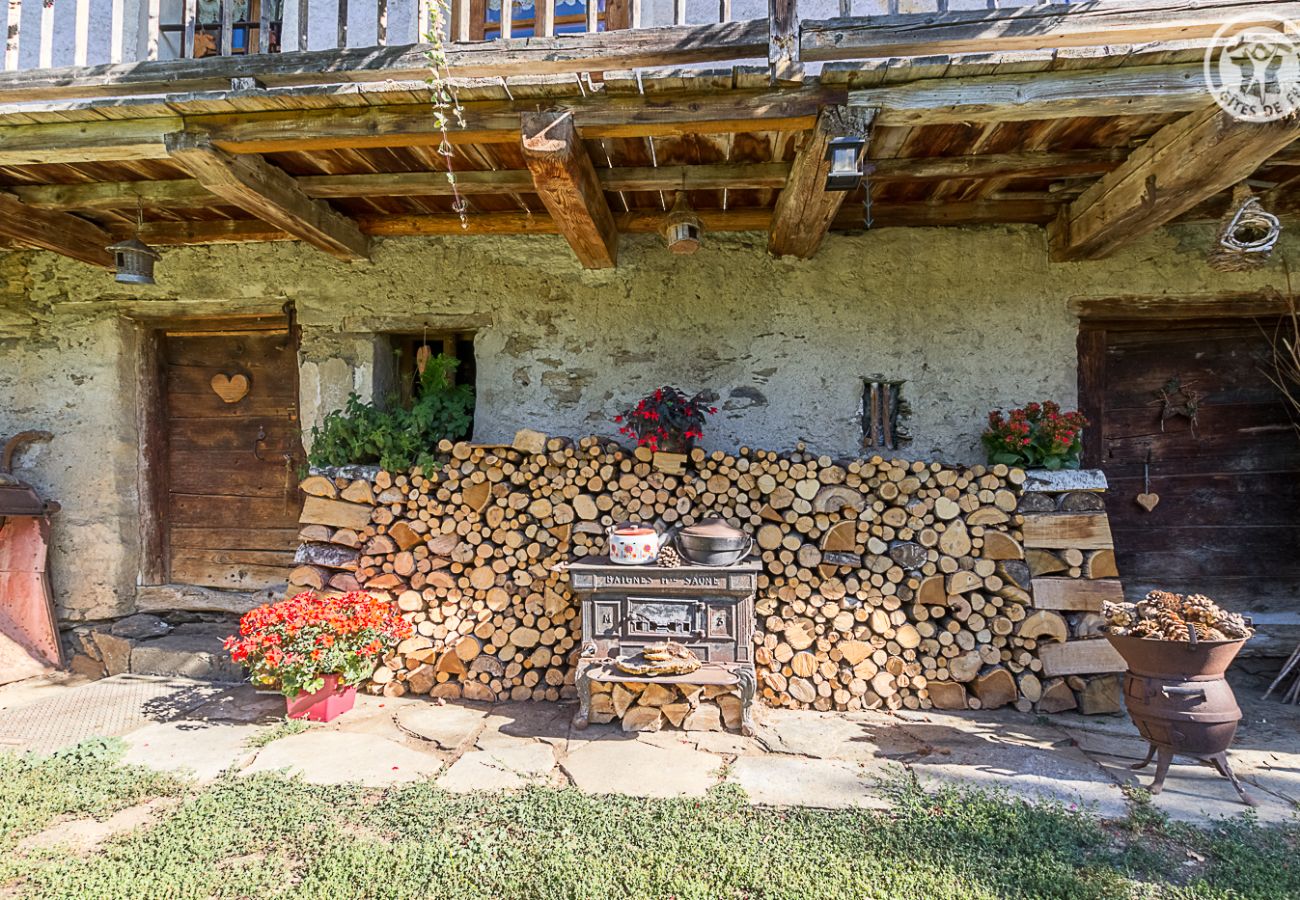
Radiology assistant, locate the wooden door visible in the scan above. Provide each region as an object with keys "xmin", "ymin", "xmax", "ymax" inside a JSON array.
[
  {"xmin": 1079, "ymin": 319, "xmax": 1300, "ymax": 617},
  {"xmin": 160, "ymin": 324, "xmax": 303, "ymax": 590}
]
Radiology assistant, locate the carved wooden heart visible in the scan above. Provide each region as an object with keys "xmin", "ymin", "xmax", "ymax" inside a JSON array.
[
  {"xmin": 210, "ymin": 373, "xmax": 250, "ymax": 404},
  {"xmin": 1135, "ymin": 492, "xmax": 1160, "ymax": 512}
]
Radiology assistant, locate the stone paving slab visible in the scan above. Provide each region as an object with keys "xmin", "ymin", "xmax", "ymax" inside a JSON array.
[
  {"xmin": 120, "ymin": 720, "xmax": 261, "ymax": 780},
  {"xmin": 561, "ymin": 737, "xmax": 722, "ymax": 798},
  {"xmin": 396, "ymin": 702, "xmax": 489, "ymax": 750},
  {"xmin": 1089, "ymin": 753, "xmax": 1298, "ymax": 824},
  {"xmin": 438, "ymin": 742, "xmax": 559, "ymax": 793},
  {"xmin": 756, "ymin": 708, "xmax": 927, "ymax": 762},
  {"xmin": 727, "ymin": 756, "xmax": 893, "ymax": 809},
  {"xmin": 242, "ymin": 730, "xmax": 443, "ymax": 786}
]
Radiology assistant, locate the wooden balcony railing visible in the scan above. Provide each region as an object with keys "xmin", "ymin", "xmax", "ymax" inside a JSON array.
[{"xmin": 3, "ymin": 0, "xmax": 775, "ymax": 70}]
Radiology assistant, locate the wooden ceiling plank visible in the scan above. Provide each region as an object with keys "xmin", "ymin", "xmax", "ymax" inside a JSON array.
[
  {"xmin": 768, "ymin": 106, "xmax": 874, "ymax": 259},
  {"xmin": 803, "ymin": 0, "xmax": 1299, "ymax": 62},
  {"xmin": 0, "ymin": 192, "xmax": 114, "ymax": 267},
  {"xmin": 520, "ymin": 110, "xmax": 619, "ymax": 269},
  {"xmin": 1049, "ymin": 104, "xmax": 1300, "ymax": 262},
  {"xmin": 164, "ymin": 132, "xmax": 370, "ymax": 261}
]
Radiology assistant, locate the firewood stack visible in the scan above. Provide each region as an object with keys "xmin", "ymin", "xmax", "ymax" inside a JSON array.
[{"xmin": 287, "ymin": 434, "xmax": 1127, "ymax": 715}]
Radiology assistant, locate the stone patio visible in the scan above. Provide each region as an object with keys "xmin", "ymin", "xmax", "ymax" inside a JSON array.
[{"xmin": 1, "ymin": 670, "xmax": 1297, "ymax": 824}]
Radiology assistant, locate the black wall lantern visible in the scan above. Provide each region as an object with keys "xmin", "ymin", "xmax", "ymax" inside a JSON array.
[{"xmin": 824, "ymin": 135, "xmax": 868, "ymax": 191}]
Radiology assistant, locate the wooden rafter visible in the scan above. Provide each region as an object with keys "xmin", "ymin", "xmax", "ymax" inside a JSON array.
[
  {"xmin": 769, "ymin": 107, "xmax": 874, "ymax": 259},
  {"xmin": 1049, "ymin": 104, "xmax": 1300, "ymax": 262},
  {"xmin": 520, "ymin": 111, "xmax": 618, "ymax": 269},
  {"xmin": 803, "ymin": 0, "xmax": 1299, "ymax": 62},
  {"xmin": 0, "ymin": 192, "xmax": 113, "ymax": 268},
  {"xmin": 164, "ymin": 132, "xmax": 370, "ymax": 262}
]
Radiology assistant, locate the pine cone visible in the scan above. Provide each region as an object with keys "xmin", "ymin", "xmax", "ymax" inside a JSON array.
[
  {"xmin": 1182, "ymin": 593, "xmax": 1218, "ymax": 625},
  {"xmin": 656, "ymin": 546, "xmax": 682, "ymax": 568}
]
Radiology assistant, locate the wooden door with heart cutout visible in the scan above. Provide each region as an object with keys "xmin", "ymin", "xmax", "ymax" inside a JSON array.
[{"xmin": 160, "ymin": 325, "xmax": 304, "ymax": 590}]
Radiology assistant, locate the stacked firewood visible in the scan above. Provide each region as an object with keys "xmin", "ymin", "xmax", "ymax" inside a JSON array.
[
  {"xmin": 289, "ymin": 434, "xmax": 1055, "ymax": 713},
  {"xmin": 1105, "ymin": 591, "xmax": 1253, "ymax": 642}
]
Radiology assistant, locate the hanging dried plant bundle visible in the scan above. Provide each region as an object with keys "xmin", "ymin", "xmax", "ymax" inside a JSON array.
[
  {"xmin": 1207, "ymin": 184, "xmax": 1281, "ymax": 273},
  {"xmin": 1104, "ymin": 590, "xmax": 1253, "ymax": 642}
]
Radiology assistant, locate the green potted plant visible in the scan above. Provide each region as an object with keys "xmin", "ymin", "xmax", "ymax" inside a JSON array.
[
  {"xmin": 224, "ymin": 590, "xmax": 412, "ymax": 722},
  {"xmin": 614, "ymin": 386, "xmax": 717, "ymax": 473},
  {"xmin": 982, "ymin": 401, "xmax": 1087, "ymax": 470}
]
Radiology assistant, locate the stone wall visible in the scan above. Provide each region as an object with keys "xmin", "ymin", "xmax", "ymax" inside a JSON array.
[
  {"xmin": 291, "ymin": 436, "xmax": 1125, "ymax": 717},
  {"xmin": 0, "ymin": 225, "xmax": 1293, "ymax": 622}
]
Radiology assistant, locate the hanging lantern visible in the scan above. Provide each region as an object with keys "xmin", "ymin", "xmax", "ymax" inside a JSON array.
[
  {"xmin": 662, "ymin": 191, "xmax": 703, "ymax": 255},
  {"xmin": 108, "ymin": 237, "xmax": 161, "ymax": 285},
  {"xmin": 824, "ymin": 135, "xmax": 867, "ymax": 191}
]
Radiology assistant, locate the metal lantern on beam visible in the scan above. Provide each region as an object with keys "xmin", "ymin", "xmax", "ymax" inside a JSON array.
[
  {"xmin": 663, "ymin": 191, "xmax": 703, "ymax": 255},
  {"xmin": 109, "ymin": 237, "xmax": 161, "ymax": 285},
  {"xmin": 824, "ymin": 135, "xmax": 867, "ymax": 191}
]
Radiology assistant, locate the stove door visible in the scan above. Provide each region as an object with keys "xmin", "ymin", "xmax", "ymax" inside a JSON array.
[{"xmin": 624, "ymin": 596, "xmax": 701, "ymax": 640}]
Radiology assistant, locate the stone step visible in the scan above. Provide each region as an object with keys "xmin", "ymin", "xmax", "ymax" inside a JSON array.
[{"xmin": 76, "ymin": 619, "xmax": 244, "ymax": 683}]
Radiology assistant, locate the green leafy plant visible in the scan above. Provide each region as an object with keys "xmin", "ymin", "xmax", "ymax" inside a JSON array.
[
  {"xmin": 307, "ymin": 353, "xmax": 473, "ymax": 471},
  {"xmin": 982, "ymin": 401, "xmax": 1087, "ymax": 470}
]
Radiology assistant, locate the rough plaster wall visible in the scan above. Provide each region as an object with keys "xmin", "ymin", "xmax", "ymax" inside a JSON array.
[
  {"xmin": 0, "ymin": 281, "xmax": 141, "ymax": 621},
  {"xmin": 2, "ymin": 224, "xmax": 1296, "ymax": 619}
]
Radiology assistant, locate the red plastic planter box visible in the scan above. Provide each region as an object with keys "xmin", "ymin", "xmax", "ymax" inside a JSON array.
[{"xmin": 285, "ymin": 674, "xmax": 357, "ymax": 722}]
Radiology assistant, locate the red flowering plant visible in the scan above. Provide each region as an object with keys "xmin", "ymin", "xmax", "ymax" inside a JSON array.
[
  {"xmin": 224, "ymin": 591, "xmax": 412, "ymax": 698},
  {"xmin": 614, "ymin": 386, "xmax": 718, "ymax": 454},
  {"xmin": 982, "ymin": 401, "xmax": 1088, "ymax": 471}
]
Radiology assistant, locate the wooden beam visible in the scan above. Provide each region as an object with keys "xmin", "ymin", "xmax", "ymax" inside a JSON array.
[
  {"xmin": 520, "ymin": 110, "xmax": 618, "ymax": 269},
  {"xmin": 0, "ymin": 21, "xmax": 770, "ymax": 103},
  {"xmin": 120, "ymin": 199, "xmax": 1060, "ymax": 247},
  {"xmin": 12, "ymin": 164, "xmax": 794, "ymax": 211},
  {"xmin": 769, "ymin": 106, "xmax": 873, "ymax": 259},
  {"xmin": 0, "ymin": 192, "xmax": 114, "ymax": 267},
  {"xmin": 10, "ymin": 153, "xmax": 1123, "ymax": 214},
  {"xmin": 1049, "ymin": 104, "xmax": 1300, "ymax": 261},
  {"xmin": 803, "ymin": 0, "xmax": 1300, "ymax": 62},
  {"xmin": 851, "ymin": 64, "xmax": 1210, "ymax": 126},
  {"xmin": 0, "ymin": 89, "xmax": 836, "ymax": 167},
  {"xmin": 164, "ymin": 132, "xmax": 370, "ymax": 261}
]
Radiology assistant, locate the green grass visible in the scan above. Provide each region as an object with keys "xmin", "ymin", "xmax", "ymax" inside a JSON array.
[
  {"xmin": 244, "ymin": 718, "xmax": 313, "ymax": 749},
  {"xmin": 0, "ymin": 747, "xmax": 1296, "ymax": 899}
]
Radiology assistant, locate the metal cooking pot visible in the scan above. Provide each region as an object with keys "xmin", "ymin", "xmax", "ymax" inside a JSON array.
[{"xmin": 676, "ymin": 518, "xmax": 753, "ymax": 566}]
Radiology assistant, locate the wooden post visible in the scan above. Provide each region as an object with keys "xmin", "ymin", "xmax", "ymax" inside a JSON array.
[
  {"xmin": 297, "ymin": 0, "xmax": 309, "ymax": 50},
  {"xmin": 221, "ymin": 0, "xmax": 234, "ymax": 56},
  {"xmin": 183, "ymin": 0, "xmax": 197, "ymax": 57},
  {"xmin": 337, "ymin": 0, "xmax": 348, "ymax": 48},
  {"xmin": 377, "ymin": 0, "xmax": 388, "ymax": 45},
  {"xmin": 586, "ymin": 0, "xmax": 598, "ymax": 32},
  {"xmin": 258, "ymin": 0, "xmax": 272, "ymax": 52},
  {"xmin": 673, "ymin": 0, "xmax": 685, "ymax": 26},
  {"xmin": 717, "ymin": 0, "xmax": 731, "ymax": 23},
  {"xmin": 768, "ymin": 0, "xmax": 800, "ymax": 83},
  {"xmin": 453, "ymin": 0, "xmax": 471, "ymax": 41},
  {"xmin": 539, "ymin": 0, "xmax": 555, "ymax": 36},
  {"xmin": 500, "ymin": 0, "xmax": 512, "ymax": 39}
]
